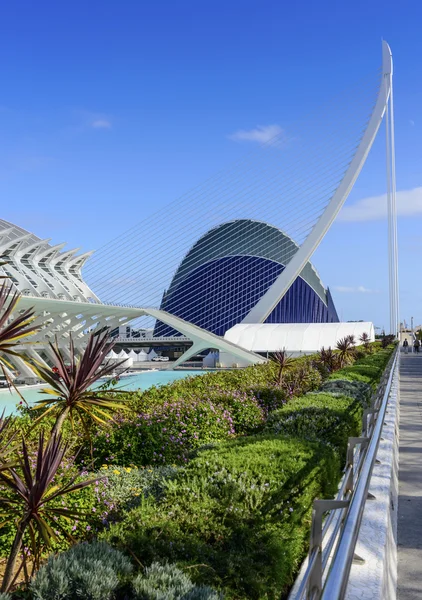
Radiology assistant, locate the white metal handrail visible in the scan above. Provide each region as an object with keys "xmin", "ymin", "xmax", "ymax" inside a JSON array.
[{"xmin": 290, "ymin": 345, "xmax": 399, "ymax": 600}]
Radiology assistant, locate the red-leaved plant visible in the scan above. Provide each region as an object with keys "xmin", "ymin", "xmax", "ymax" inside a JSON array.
[
  {"xmin": 0, "ymin": 433, "xmax": 98, "ymax": 592},
  {"xmin": 270, "ymin": 349, "xmax": 295, "ymax": 386},
  {"xmin": 31, "ymin": 330, "xmax": 128, "ymax": 436}
]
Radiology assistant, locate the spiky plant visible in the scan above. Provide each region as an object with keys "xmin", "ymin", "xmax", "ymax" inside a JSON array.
[
  {"xmin": 0, "ymin": 283, "xmax": 37, "ymax": 382},
  {"xmin": 381, "ymin": 334, "xmax": 395, "ymax": 348},
  {"xmin": 346, "ymin": 334, "xmax": 356, "ymax": 346},
  {"xmin": 336, "ymin": 337, "xmax": 355, "ymax": 368},
  {"xmin": 0, "ymin": 412, "xmax": 17, "ymax": 472},
  {"xmin": 359, "ymin": 332, "xmax": 371, "ymax": 351},
  {"xmin": 31, "ymin": 330, "xmax": 128, "ymax": 436},
  {"xmin": 317, "ymin": 346, "xmax": 338, "ymax": 373},
  {"xmin": 270, "ymin": 349, "xmax": 295, "ymax": 386},
  {"xmin": 0, "ymin": 433, "xmax": 98, "ymax": 592}
]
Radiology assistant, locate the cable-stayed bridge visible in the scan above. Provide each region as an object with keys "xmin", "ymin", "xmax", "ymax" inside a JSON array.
[
  {"xmin": 0, "ymin": 42, "xmax": 398, "ymax": 373},
  {"xmin": 80, "ymin": 41, "xmax": 398, "ymax": 364}
]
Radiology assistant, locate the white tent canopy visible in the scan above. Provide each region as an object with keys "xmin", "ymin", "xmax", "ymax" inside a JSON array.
[
  {"xmin": 224, "ymin": 322, "xmax": 375, "ymax": 354},
  {"xmin": 147, "ymin": 348, "xmax": 158, "ymax": 361},
  {"xmin": 136, "ymin": 349, "xmax": 148, "ymax": 362},
  {"xmin": 128, "ymin": 350, "xmax": 138, "ymax": 360},
  {"xmin": 203, "ymin": 350, "xmax": 218, "ymax": 368},
  {"xmin": 106, "ymin": 350, "xmax": 119, "ymax": 359}
]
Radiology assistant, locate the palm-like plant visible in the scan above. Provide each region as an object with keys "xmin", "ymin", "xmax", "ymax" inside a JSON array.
[
  {"xmin": 336, "ymin": 336, "xmax": 355, "ymax": 368},
  {"xmin": 381, "ymin": 334, "xmax": 395, "ymax": 348},
  {"xmin": 317, "ymin": 346, "xmax": 338, "ymax": 373},
  {"xmin": 359, "ymin": 332, "xmax": 371, "ymax": 351},
  {"xmin": 0, "ymin": 433, "xmax": 97, "ymax": 592},
  {"xmin": 31, "ymin": 330, "xmax": 128, "ymax": 436},
  {"xmin": 0, "ymin": 283, "xmax": 37, "ymax": 381},
  {"xmin": 270, "ymin": 349, "xmax": 295, "ymax": 386},
  {"xmin": 346, "ymin": 334, "xmax": 356, "ymax": 346}
]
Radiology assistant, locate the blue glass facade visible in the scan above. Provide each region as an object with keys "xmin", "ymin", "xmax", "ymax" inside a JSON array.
[{"xmin": 154, "ymin": 254, "xmax": 339, "ymax": 337}]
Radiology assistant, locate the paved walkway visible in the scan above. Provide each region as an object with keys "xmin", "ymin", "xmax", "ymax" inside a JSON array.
[{"xmin": 398, "ymin": 353, "xmax": 422, "ymax": 599}]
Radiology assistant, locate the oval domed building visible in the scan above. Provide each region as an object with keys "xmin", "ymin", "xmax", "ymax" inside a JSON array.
[{"xmin": 154, "ymin": 219, "xmax": 338, "ymax": 337}]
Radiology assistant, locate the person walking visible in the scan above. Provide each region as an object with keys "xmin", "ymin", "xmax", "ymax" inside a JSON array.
[
  {"xmin": 414, "ymin": 338, "xmax": 420, "ymax": 353},
  {"xmin": 403, "ymin": 338, "xmax": 409, "ymax": 354}
]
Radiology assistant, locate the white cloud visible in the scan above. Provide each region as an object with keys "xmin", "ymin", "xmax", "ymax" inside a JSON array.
[
  {"xmin": 91, "ymin": 119, "xmax": 112, "ymax": 129},
  {"xmin": 228, "ymin": 124, "xmax": 285, "ymax": 144},
  {"xmin": 338, "ymin": 186, "xmax": 422, "ymax": 222},
  {"xmin": 334, "ymin": 285, "xmax": 380, "ymax": 294}
]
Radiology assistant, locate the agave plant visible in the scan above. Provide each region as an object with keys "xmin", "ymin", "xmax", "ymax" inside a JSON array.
[
  {"xmin": 270, "ymin": 349, "xmax": 295, "ymax": 386},
  {"xmin": 0, "ymin": 433, "xmax": 98, "ymax": 592},
  {"xmin": 0, "ymin": 283, "xmax": 37, "ymax": 381},
  {"xmin": 336, "ymin": 336, "xmax": 356, "ymax": 368},
  {"xmin": 31, "ymin": 330, "xmax": 128, "ymax": 436}
]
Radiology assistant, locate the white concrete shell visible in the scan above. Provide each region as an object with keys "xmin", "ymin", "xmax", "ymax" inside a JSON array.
[{"xmin": 224, "ymin": 322, "xmax": 375, "ymax": 354}]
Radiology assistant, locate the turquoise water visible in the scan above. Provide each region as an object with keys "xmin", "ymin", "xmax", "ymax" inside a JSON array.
[{"xmin": 0, "ymin": 370, "xmax": 204, "ymax": 416}]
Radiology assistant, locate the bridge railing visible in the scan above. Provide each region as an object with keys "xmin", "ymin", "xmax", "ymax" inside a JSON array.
[
  {"xmin": 112, "ymin": 335, "xmax": 191, "ymax": 343},
  {"xmin": 289, "ymin": 345, "xmax": 399, "ymax": 600}
]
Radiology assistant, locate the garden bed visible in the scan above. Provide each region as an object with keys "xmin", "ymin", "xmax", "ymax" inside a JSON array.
[{"xmin": 2, "ymin": 341, "xmax": 396, "ymax": 599}]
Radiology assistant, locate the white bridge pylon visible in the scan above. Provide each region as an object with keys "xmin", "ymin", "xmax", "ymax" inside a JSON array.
[{"xmin": 243, "ymin": 41, "xmax": 396, "ymax": 327}]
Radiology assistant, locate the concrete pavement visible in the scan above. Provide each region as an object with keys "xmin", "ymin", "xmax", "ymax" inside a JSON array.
[{"xmin": 398, "ymin": 353, "xmax": 422, "ymax": 599}]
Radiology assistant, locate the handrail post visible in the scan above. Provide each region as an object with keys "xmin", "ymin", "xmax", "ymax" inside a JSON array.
[{"xmin": 307, "ymin": 500, "xmax": 349, "ymax": 599}]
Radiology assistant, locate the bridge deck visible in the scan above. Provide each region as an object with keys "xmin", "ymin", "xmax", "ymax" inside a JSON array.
[{"xmin": 398, "ymin": 353, "xmax": 422, "ymax": 599}]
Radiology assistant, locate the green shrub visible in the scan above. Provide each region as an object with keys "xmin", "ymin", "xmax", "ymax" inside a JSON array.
[
  {"xmin": 206, "ymin": 390, "xmax": 265, "ymax": 433},
  {"xmin": 99, "ymin": 465, "xmax": 179, "ymax": 514},
  {"xmin": 93, "ymin": 398, "xmax": 236, "ymax": 467},
  {"xmin": 319, "ymin": 379, "xmax": 372, "ymax": 407},
  {"xmin": 328, "ymin": 364, "xmax": 382, "ymax": 386},
  {"xmin": 265, "ymin": 393, "xmax": 363, "ymax": 456},
  {"xmin": 29, "ymin": 541, "xmax": 132, "ymax": 600},
  {"xmin": 101, "ymin": 435, "xmax": 340, "ymax": 599},
  {"xmin": 252, "ymin": 385, "xmax": 287, "ymax": 412},
  {"xmin": 0, "ymin": 593, "xmax": 11, "ymax": 600},
  {"xmin": 327, "ymin": 370, "xmax": 374, "ymax": 385},
  {"xmin": 181, "ymin": 588, "xmax": 222, "ymax": 600},
  {"xmin": 132, "ymin": 562, "xmax": 222, "ymax": 599}
]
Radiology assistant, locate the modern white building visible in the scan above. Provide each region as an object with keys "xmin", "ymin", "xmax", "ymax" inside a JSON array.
[
  {"xmin": 0, "ymin": 219, "xmax": 99, "ymax": 304},
  {"xmin": 0, "ymin": 220, "xmax": 265, "ymax": 379},
  {"xmin": 219, "ymin": 322, "xmax": 375, "ymax": 366}
]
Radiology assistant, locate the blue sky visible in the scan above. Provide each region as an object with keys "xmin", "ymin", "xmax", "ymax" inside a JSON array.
[{"xmin": 0, "ymin": 0, "xmax": 421, "ymax": 330}]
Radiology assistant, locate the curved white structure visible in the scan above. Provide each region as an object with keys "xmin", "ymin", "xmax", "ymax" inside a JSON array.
[
  {"xmin": 0, "ymin": 43, "xmax": 397, "ymax": 378},
  {"xmin": 243, "ymin": 42, "xmax": 394, "ymax": 325},
  {"xmin": 224, "ymin": 322, "xmax": 375, "ymax": 355},
  {"xmin": 0, "ymin": 220, "xmax": 99, "ymax": 303},
  {"xmin": 0, "ymin": 220, "xmax": 265, "ymax": 377}
]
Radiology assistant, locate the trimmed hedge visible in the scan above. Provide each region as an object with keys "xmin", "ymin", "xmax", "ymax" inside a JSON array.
[
  {"xmin": 102, "ymin": 434, "xmax": 340, "ymax": 600},
  {"xmin": 328, "ymin": 347, "xmax": 393, "ymax": 387},
  {"xmin": 319, "ymin": 379, "xmax": 372, "ymax": 406},
  {"xmin": 264, "ymin": 392, "xmax": 363, "ymax": 456}
]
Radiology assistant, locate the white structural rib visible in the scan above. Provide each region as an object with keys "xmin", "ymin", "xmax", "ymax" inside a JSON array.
[
  {"xmin": 243, "ymin": 41, "xmax": 393, "ymax": 324},
  {"xmin": 15, "ymin": 297, "xmax": 265, "ymax": 368}
]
